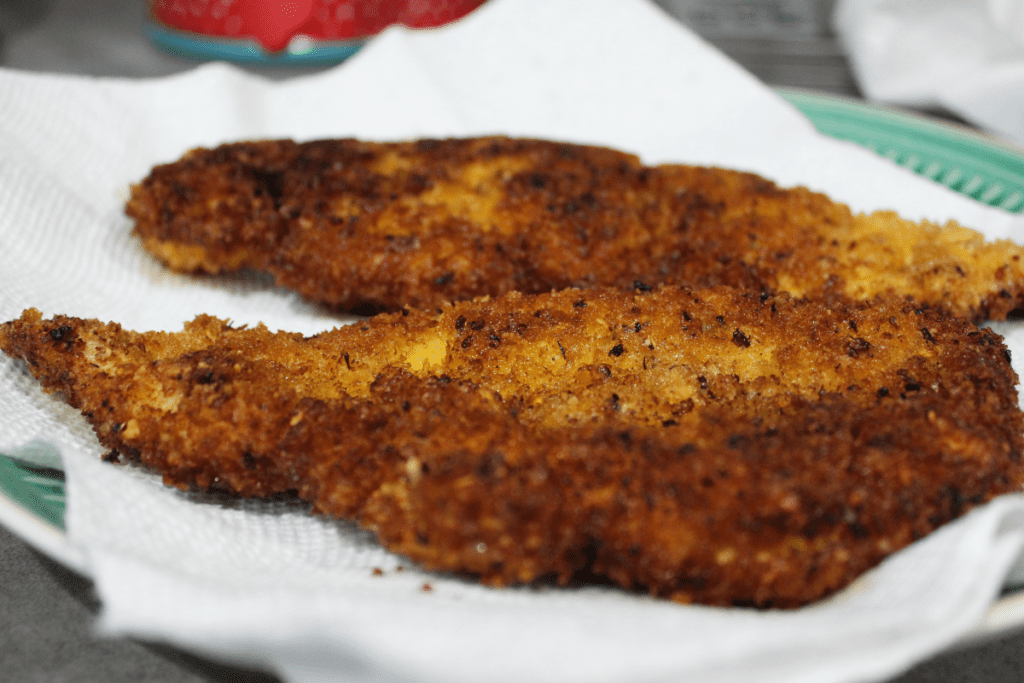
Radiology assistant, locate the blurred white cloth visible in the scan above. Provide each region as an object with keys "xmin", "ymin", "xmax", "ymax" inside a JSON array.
[
  {"xmin": 3, "ymin": 1, "xmax": 1024, "ymax": 683},
  {"xmin": 834, "ymin": 0, "xmax": 1024, "ymax": 146}
]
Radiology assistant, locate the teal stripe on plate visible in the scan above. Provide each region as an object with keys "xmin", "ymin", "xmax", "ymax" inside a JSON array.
[
  {"xmin": 0, "ymin": 454, "xmax": 66, "ymax": 530},
  {"xmin": 780, "ymin": 88, "xmax": 1024, "ymax": 214}
]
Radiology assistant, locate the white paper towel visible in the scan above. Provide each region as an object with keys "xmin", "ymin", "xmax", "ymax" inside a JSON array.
[
  {"xmin": 3, "ymin": 1, "xmax": 1024, "ymax": 682},
  {"xmin": 834, "ymin": 0, "xmax": 1024, "ymax": 146}
]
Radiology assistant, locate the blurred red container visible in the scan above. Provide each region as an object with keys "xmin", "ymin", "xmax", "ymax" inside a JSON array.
[{"xmin": 147, "ymin": 0, "xmax": 486, "ymax": 65}]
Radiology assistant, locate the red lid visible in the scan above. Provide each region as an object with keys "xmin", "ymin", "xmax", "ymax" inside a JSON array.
[{"xmin": 151, "ymin": 0, "xmax": 486, "ymax": 54}]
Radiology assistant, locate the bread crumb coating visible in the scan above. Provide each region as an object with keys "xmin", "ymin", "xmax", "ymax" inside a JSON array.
[{"xmin": 3, "ymin": 286, "xmax": 1022, "ymax": 607}]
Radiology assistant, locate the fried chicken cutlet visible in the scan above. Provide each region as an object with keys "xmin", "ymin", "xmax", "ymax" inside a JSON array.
[
  {"xmin": 126, "ymin": 136, "xmax": 1024, "ymax": 320},
  {"xmin": 3, "ymin": 286, "xmax": 1022, "ymax": 607}
]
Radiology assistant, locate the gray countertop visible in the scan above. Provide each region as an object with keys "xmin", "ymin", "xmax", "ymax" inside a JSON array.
[{"xmin": 1, "ymin": 1, "xmax": 1021, "ymax": 681}]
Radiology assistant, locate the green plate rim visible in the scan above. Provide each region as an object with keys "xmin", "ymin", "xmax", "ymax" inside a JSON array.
[
  {"xmin": 0, "ymin": 453, "xmax": 65, "ymax": 529},
  {"xmin": 778, "ymin": 87, "xmax": 1024, "ymax": 213}
]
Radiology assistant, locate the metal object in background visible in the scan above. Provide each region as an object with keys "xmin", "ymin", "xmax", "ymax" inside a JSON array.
[{"xmin": 653, "ymin": 0, "xmax": 859, "ymax": 95}]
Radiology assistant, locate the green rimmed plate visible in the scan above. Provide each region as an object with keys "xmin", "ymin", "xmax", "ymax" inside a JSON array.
[
  {"xmin": 1, "ymin": 89, "xmax": 1024, "ymax": 636},
  {"xmin": 0, "ymin": 451, "xmax": 85, "ymax": 571},
  {"xmin": 779, "ymin": 88, "xmax": 1024, "ymax": 213},
  {"xmin": 0, "ymin": 454, "xmax": 64, "ymax": 528}
]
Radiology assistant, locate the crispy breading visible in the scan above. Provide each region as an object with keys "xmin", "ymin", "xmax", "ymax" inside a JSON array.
[
  {"xmin": 3, "ymin": 286, "xmax": 1022, "ymax": 607},
  {"xmin": 126, "ymin": 137, "xmax": 1024, "ymax": 319}
]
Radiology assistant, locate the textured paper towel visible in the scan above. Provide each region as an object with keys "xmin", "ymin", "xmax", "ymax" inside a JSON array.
[{"xmin": 3, "ymin": 1, "xmax": 1024, "ymax": 682}]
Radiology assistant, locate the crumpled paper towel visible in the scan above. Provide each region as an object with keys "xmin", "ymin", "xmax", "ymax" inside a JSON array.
[
  {"xmin": 834, "ymin": 0, "xmax": 1024, "ymax": 146},
  {"xmin": 3, "ymin": 0, "xmax": 1024, "ymax": 682}
]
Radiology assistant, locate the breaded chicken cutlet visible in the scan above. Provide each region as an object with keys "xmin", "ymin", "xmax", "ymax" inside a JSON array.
[
  {"xmin": 126, "ymin": 136, "xmax": 1024, "ymax": 320},
  {"xmin": 3, "ymin": 286, "xmax": 1022, "ymax": 607}
]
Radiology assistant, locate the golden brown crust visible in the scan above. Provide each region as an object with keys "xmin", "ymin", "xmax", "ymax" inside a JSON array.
[
  {"xmin": 347, "ymin": 373, "xmax": 1021, "ymax": 607},
  {"xmin": 3, "ymin": 286, "xmax": 1022, "ymax": 607},
  {"xmin": 127, "ymin": 137, "xmax": 1024, "ymax": 319}
]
